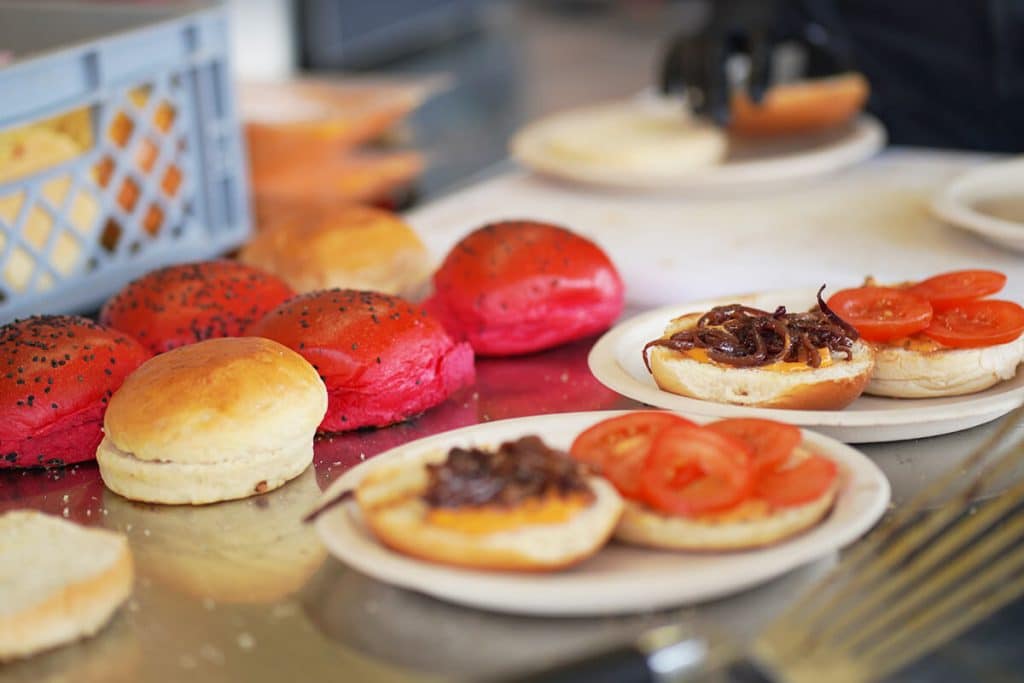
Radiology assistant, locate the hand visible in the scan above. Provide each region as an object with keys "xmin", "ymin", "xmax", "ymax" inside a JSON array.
[{"xmin": 659, "ymin": 0, "xmax": 848, "ymax": 125}]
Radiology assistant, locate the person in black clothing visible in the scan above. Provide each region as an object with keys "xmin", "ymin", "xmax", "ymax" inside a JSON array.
[{"xmin": 660, "ymin": 0, "xmax": 1024, "ymax": 152}]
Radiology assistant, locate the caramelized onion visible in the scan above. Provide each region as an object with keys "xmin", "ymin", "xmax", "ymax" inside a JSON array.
[{"xmin": 643, "ymin": 287, "xmax": 859, "ymax": 371}]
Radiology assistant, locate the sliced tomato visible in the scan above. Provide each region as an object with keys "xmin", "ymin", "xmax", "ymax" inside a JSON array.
[
  {"xmin": 907, "ymin": 269, "xmax": 1006, "ymax": 311},
  {"xmin": 640, "ymin": 425, "xmax": 753, "ymax": 516},
  {"xmin": 756, "ymin": 454, "xmax": 838, "ymax": 508},
  {"xmin": 922, "ymin": 299, "xmax": 1024, "ymax": 348},
  {"xmin": 570, "ymin": 412, "xmax": 694, "ymax": 497},
  {"xmin": 827, "ymin": 286, "xmax": 933, "ymax": 342},
  {"xmin": 706, "ymin": 418, "xmax": 801, "ymax": 474}
]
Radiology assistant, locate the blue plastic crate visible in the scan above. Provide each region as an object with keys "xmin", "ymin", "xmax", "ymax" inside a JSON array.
[{"xmin": 0, "ymin": 1, "xmax": 251, "ymax": 322}]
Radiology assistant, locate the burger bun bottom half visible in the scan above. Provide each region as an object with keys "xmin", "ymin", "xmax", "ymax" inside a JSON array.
[
  {"xmin": 866, "ymin": 336, "xmax": 1024, "ymax": 398},
  {"xmin": 647, "ymin": 315, "xmax": 875, "ymax": 410},
  {"xmin": 356, "ymin": 458, "xmax": 623, "ymax": 571},
  {"xmin": 615, "ymin": 448, "xmax": 839, "ymax": 551}
]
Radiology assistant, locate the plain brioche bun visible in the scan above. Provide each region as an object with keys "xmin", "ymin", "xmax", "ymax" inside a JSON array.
[
  {"xmin": 97, "ymin": 337, "xmax": 327, "ymax": 505},
  {"xmin": 240, "ymin": 204, "xmax": 432, "ymax": 297},
  {"xmin": 615, "ymin": 448, "xmax": 839, "ymax": 551},
  {"xmin": 729, "ymin": 72, "xmax": 869, "ymax": 137},
  {"xmin": 647, "ymin": 313, "xmax": 875, "ymax": 410},
  {"xmin": 866, "ymin": 336, "xmax": 1024, "ymax": 398},
  {"xmin": 356, "ymin": 457, "xmax": 623, "ymax": 571},
  {"xmin": 0, "ymin": 316, "xmax": 150, "ymax": 469},
  {"xmin": 0, "ymin": 510, "xmax": 133, "ymax": 660}
]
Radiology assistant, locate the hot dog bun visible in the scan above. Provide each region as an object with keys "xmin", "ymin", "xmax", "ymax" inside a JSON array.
[
  {"xmin": 356, "ymin": 457, "xmax": 622, "ymax": 572},
  {"xmin": 647, "ymin": 313, "xmax": 875, "ymax": 410},
  {"xmin": 866, "ymin": 336, "xmax": 1024, "ymax": 398},
  {"xmin": 729, "ymin": 72, "xmax": 869, "ymax": 137},
  {"xmin": 615, "ymin": 447, "xmax": 839, "ymax": 551}
]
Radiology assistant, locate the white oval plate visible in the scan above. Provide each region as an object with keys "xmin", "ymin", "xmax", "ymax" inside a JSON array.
[
  {"xmin": 313, "ymin": 411, "xmax": 890, "ymax": 616},
  {"xmin": 589, "ymin": 289, "xmax": 1024, "ymax": 443},
  {"xmin": 511, "ymin": 102, "xmax": 885, "ymax": 191},
  {"xmin": 931, "ymin": 156, "xmax": 1024, "ymax": 252}
]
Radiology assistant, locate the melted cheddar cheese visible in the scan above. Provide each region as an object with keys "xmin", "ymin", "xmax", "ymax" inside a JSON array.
[
  {"xmin": 882, "ymin": 334, "xmax": 944, "ymax": 353},
  {"xmin": 682, "ymin": 347, "xmax": 834, "ymax": 372},
  {"xmin": 427, "ymin": 494, "xmax": 590, "ymax": 534}
]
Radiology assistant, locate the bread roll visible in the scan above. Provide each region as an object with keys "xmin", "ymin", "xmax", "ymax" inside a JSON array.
[
  {"xmin": 0, "ymin": 316, "xmax": 150, "ymax": 468},
  {"xmin": 240, "ymin": 204, "xmax": 432, "ymax": 297},
  {"xmin": 0, "ymin": 511, "xmax": 133, "ymax": 660},
  {"xmin": 729, "ymin": 72, "xmax": 870, "ymax": 137},
  {"xmin": 647, "ymin": 313, "xmax": 875, "ymax": 410},
  {"xmin": 615, "ymin": 448, "xmax": 838, "ymax": 551},
  {"xmin": 97, "ymin": 337, "xmax": 327, "ymax": 504},
  {"xmin": 356, "ymin": 456, "xmax": 623, "ymax": 571},
  {"xmin": 247, "ymin": 289, "xmax": 474, "ymax": 433},
  {"xmin": 99, "ymin": 260, "xmax": 295, "ymax": 355},
  {"xmin": 866, "ymin": 336, "xmax": 1024, "ymax": 398}
]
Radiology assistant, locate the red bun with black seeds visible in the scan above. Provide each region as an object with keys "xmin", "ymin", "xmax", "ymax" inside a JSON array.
[
  {"xmin": 424, "ymin": 220, "xmax": 625, "ymax": 356},
  {"xmin": 248, "ymin": 289, "xmax": 475, "ymax": 432},
  {"xmin": 0, "ymin": 316, "xmax": 151, "ymax": 468},
  {"xmin": 99, "ymin": 260, "xmax": 295, "ymax": 354}
]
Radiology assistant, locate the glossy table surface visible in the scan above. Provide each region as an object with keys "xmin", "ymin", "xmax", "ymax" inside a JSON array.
[
  {"xmin": 3, "ymin": 326, "xmax": 1024, "ymax": 683},
  {"xmin": 5, "ymin": 2, "xmax": 1024, "ymax": 682}
]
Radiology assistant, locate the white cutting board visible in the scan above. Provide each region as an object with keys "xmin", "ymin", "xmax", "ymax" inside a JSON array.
[{"xmin": 406, "ymin": 149, "xmax": 1022, "ymax": 308}]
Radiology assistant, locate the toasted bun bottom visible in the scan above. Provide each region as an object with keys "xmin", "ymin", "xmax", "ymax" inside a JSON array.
[
  {"xmin": 357, "ymin": 461, "xmax": 623, "ymax": 571},
  {"xmin": 730, "ymin": 72, "xmax": 869, "ymax": 137},
  {"xmin": 647, "ymin": 339, "xmax": 875, "ymax": 410},
  {"xmin": 0, "ymin": 512, "xmax": 133, "ymax": 660},
  {"xmin": 96, "ymin": 437, "xmax": 312, "ymax": 505},
  {"xmin": 616, "ymin": 485, "xmax": 837, "ymax": 551},
  {"xmin": 615, "ymin": 448, "xmax": 839, "ymax": 551},
  {"xmin": 866, "ymin": 337, "xmax": 1024, "ymax": 398}
]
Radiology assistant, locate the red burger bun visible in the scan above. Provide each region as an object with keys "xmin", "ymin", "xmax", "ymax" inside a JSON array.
[
  {"xmin": 424, "ymin": 220, "xmax": 625, "ymax": 356},
  {"xmin": 0, "ymin": 316, "xmax": 150, "ymax": 468},
  {"xmin": 247, "ymin": 289, "xmax": 475, "ymax": 432},
  {"xmin": 99, "ymin": 260, "xmax": 295, "ymax": 354}
]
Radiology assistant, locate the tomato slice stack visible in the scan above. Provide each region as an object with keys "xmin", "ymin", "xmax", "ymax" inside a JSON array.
[
  {"xmin": 827, "ymin": 269, "xmax": 1024, "ymax": 348},
  {"xmin": 570, "ymin": 414, "xmax": 837, "ymax": 517}
]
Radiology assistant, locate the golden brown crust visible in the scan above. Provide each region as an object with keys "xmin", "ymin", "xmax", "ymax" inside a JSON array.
[
  {"xmin": 729, "ymin": 73, "xmax": 869, "ymax": 137},
  {"xmin": 648, "ymin": 339, "xmax": 875, "ymax": 411},
  {"xmin": 103, "ymin": 337, "xmax": 327, "ymax": 465},
  {"xmin": 356, "ymin": 464, "xmax": 623, "ymax": 572},
  {"xmin": 363, "ymin": 512, "xmax": 612, "ymax": 573},
  {"xmin": 240, "ymin": 204, "xmax": 432, "ymax": 296}
]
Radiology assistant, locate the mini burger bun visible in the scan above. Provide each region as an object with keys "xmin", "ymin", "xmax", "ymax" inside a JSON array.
[
  {"xmin": 356, "ymin": 460, "xmax": 623, "ymax": 571},
  {"xmin": 240, "ymin": 204, "xmax": 433, "ymax": 298},
  {"xmin": 98, "ymin": 337, "xmax": 327, "ymax": 505},
  {"xmin": 866, "ymin": 336, "xmax": 1024, "ymax": 398},
  {"xmin": 729, "ymin": 72, "xmax": 869, "ymax": 137},
  {"xmin": 615, "ymin": 448, "xmax": 839, "ymax": 551},
  {"xmin": 647, "ymin": 313, "xmax": 875, "ymax": 410}
]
